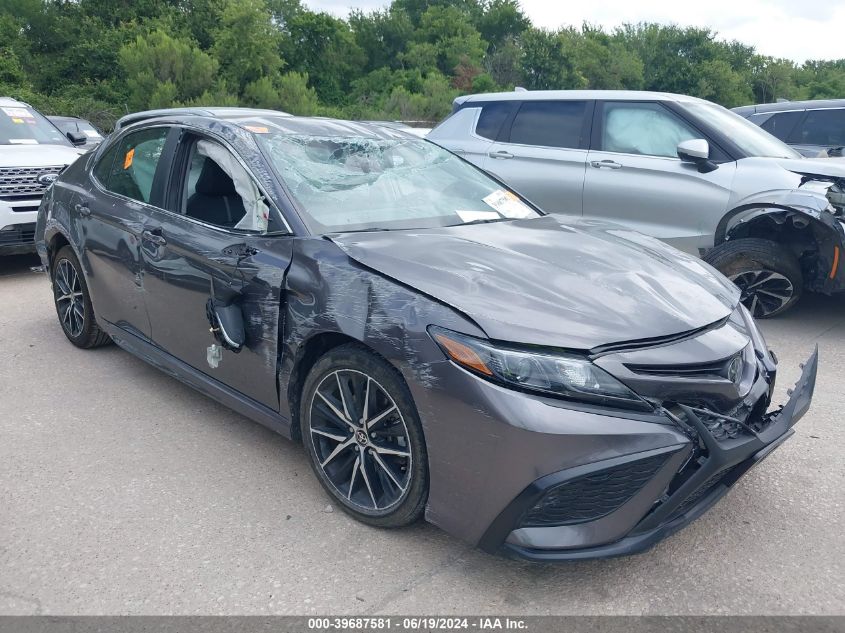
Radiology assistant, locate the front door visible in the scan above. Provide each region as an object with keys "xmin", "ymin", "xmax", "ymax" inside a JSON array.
[
  {"xmin": 140, "ymin": 131, "xmax": 293, "ymax": 409},
  {"xmin": 583, "ymin": 101, "xmax": 735, "ymax": 255}
]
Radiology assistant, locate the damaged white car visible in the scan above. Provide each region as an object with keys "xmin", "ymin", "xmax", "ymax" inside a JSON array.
[{"xmin": 429, "ymin": 90, "xmax": 845, "ymax": 316}]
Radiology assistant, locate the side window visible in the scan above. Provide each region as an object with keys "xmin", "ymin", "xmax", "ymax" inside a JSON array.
[
  {"xmin": 601, "ymin": 102, "xmax": 699, "ymax": 158},
  {"xmin": 790, "ymin": 109, "xmax": 845, "ymax": 146},
  {"xmin": 104, "ymin": 127, "xmax": 169, "ymax": 203},
  {"xmin": 475, "ymin": 102, "xmax": 513, "ymax": 140},
  {"xmin": 759, "ymin": 111, "xmax": 804, "ymax": 141},
  {"xmin": 92, "ymin": 143, "xmax": 118, "ymax": 185},
  {"xmin": 507, "ymin": 101, "xmax": 587, "ymax": 149},
  {"xmin": 181, "ymin": 138, "xmax": 269, "ymax": 232}
]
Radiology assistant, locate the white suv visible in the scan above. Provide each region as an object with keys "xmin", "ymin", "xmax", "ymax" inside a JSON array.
[
  {"xmin": 0, "ymin": 97, "xmax": 85, "ymax": 255},
  {"xmin": 429, "ymin": 90, "xmax": 845, "ymax": 317}
]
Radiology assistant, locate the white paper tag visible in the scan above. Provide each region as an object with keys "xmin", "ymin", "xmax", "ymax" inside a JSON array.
[
  {"xmin": 483, "ymin": 189, "xmax": 534, "ymax": 219},
  {"xmin": 2, "ymin": 107, "xmax": 34, "ymax": 119},
  {"xmin": 8, "ymin": 139, "xmax": 38, "ymax": 145},
  {"xmin": 83, "ymin": 130, "xmax": 102, "ymax": 139},
  {"xmin": 456, "ymin": 209, "xmax": 501, "ymax": 223}
]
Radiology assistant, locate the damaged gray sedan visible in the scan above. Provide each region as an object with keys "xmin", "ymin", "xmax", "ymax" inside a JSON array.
[{"xmin": 35, "ymin": 109, "xmax": 818, "ymax": 560}]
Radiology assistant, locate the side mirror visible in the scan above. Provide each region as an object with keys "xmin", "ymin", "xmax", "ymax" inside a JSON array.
[
  {"xmin": 67, "ymin": 131, "xmax": 87, "ymax": 146},
  {"xmin": 206, "ymin": 299, "xmax": 245, "ymax": 352},
  {"xmin": 678, "ymin": 139, "xmax": 718, "ymax": 173}
]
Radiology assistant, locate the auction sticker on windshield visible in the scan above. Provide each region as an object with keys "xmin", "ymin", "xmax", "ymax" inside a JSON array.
[
  {"xmin": 2, "ymin": 107, "xmax": 35, "ymax": 119},
  {"xmin": 483, "ymin": 189, "xmax": 534, "ymax": 219}
]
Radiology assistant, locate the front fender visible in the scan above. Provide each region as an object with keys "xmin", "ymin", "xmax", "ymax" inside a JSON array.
[{"xmin": 716, "ymin": 198, "xmax": 845, "ymax": 294}]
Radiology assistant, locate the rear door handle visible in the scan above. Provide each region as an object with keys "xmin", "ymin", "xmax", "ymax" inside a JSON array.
[
  {"xmin": 590, "ymin": 160, "xmax": 622, "ymax": 169},
  {"xmin": 488, "ymin": 150, "xmax": 514, "ymax": 160},
  {"xmin": 74, "ymin": 203, "xmax": 91, "ymax": 216},
  {"xmin": 142, "ymin": 229, "xmax": 166, "ymax": 246}
]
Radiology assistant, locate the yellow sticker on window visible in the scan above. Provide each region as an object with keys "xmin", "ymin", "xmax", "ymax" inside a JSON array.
[
  {"xmin": 11, "ymin": 118, "xmax": 23, "ymax": 124},
  {"xmin": 123, "ymin": 148, "xmax": 135, "ymax": 169},
  {"xmin": 244, "ymin": 125, "xmax": 269, "ymax": 134}
]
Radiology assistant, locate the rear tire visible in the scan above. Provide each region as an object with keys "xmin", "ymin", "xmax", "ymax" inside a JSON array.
[
  {"xmin": 51, "ymin": 245, "xmax": 112, "ymax": 348},
  {"xmin": 704, "ymin": 238, "xmax": 803, "ymax": 318}
]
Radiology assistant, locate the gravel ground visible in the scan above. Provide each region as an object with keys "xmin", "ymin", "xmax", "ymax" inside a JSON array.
[{"xmin": 1, "ymin": 253, "xmax": 842, "ymax": 615}]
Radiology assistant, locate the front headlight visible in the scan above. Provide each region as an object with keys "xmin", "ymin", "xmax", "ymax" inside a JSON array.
[{"xmin": 429, "ymin": 326, "xmax": 649, "ymax": 411}]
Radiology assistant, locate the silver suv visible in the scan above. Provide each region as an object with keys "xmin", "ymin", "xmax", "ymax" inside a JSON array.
[{"xmin": 428, "ymin": 90, "xmax": 845, "ymax": 317}]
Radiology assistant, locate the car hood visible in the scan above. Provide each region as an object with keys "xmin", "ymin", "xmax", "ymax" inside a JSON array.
[
  {"xmin": 328, "ymin": 216, "xmax": 739, "ymax": 351},
  {"xmin": 775, "ymin": 157, "xmax": 845, "ymax": 179},
  {"xmin": 0, "ymin": 144, "xmax": 84, "ymax": 168}
]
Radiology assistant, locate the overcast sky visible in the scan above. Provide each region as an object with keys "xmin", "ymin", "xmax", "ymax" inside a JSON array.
[{"xmin": 305, "ymin": 0, "xmax": 845, "ymax": 63}]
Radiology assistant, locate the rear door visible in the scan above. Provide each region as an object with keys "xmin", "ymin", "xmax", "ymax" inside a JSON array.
[
  {"xmin": 481, "ymin": 99, "xmax": 591, "ymax": 216},
  {"xmin": 139, "ymin": 128, "xmax": 293, "ymax": 409},
  {"xmin": 80, "ymin": 126, "xmax": 174, "ymax": 339},
  {"xmin": 583, "ymin": 100, "xmax": 735, "ymax": 255}
]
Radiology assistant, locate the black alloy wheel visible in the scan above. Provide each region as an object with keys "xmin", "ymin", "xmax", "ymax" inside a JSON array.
[
  {"xmin": 301, "ymin": 344, "xmax": 428, "ymax": 527},
  {"xmin": 51, "ymin": 245, "xmax": 112, "ymax": 348},
  {"xmin": 704, "ymin": 237, "xmax": 803, "ymax": 318}
]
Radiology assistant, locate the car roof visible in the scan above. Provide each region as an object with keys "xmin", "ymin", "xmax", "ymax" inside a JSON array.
[
  {"xmin": 116, "ymin": 108, "xmax": 423, "ymax": 141},
  {"xmin": 0, "ymin": 96, "xmax": 30, "ymax": 107},
  {"xmin": 732, "ymin": 98, "xmax": 845, "ymax": 115},
  {"xmin": 454, "ymin": 89, "xmax": 709, "ymax": 106},
  {"xmin": 114, "ymin": 107, "xmax": 294, "ymax": 131},
  {"xmin": 47, "ymin": 115, "xmax": 85, "ymax": 123}
]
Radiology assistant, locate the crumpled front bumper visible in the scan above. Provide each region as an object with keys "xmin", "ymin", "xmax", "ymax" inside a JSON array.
[{"xmin": 494, "ymin": 348, "xmax": 818, "ymax": 562}]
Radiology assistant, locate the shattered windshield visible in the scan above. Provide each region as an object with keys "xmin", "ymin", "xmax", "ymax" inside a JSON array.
[{"xmin": 256, "ymin": 133, "xmax": 540, "ymax": 233}]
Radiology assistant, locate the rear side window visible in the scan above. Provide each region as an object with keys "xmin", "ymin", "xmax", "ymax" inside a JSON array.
[
  {"xmin": 600, "ymin": 102, "xmax": 699, "ymax": 157},
  {"xmin": 475, "ymin": 102, "xmax": 513, "ymax": 140},
  {"xmin": 507, "ymin": 101, "xmax": 587, "ymax": 149},
  {"xmin": 790, "ymin": 109, "xmax": 845, "ymax": 146},
  {"xmin": 92, "ymin": 143, "xmax": 118, "ymax": 184},
  {"xmin": 99, "ymin": 127, "xmax": 169, "ymax": 204},
  {"xmin": 759, "ymin": 111, "xmax": 804, "ymax": 141}
]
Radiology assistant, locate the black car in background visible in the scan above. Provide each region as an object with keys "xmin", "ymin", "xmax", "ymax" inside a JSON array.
[
  {"xmin": 47, "ymin": 115, "xmax": 105, "ymax": 150},
  {"xmin": 733, "ymin": 99, "xmax": 845, "ymax": 157},
  {"xmin": 34, "ymin": 108, "xmax": 817, "ymax": 561}
]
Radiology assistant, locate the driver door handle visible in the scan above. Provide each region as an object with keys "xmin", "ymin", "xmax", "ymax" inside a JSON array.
[
  {"xmin": 488, "ymin": 150, "xmax": 514, "ymax": 160},
  {"xmin": 142, "ymin": 229, "xmax": 166, "ymax": 246},
  {"xmin": 590, "ymin": 159, "xmax": 623, "ymax": 169}
]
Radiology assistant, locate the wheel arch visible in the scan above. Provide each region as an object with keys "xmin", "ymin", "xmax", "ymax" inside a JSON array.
[{"xmin": 715, "ymin": 204, "xmax": 845, "ymax": 292}]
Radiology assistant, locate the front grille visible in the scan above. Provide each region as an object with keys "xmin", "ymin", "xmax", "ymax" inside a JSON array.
[
  {"xmin": 520, "ymin": 454, "xmax": 668, "ymax": 527},
  {"xmin": 0, "ymin": 165, "xmax": 63, "ymax": 201},
  {"xmin": 0, "ymin": 222, "xmax": 36, "ymax": 246}
]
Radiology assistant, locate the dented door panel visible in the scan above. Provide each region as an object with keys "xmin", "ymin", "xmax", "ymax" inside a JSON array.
[{"xmin": 140, "ymin": 208, "xmax": 292, "ymax": 409}]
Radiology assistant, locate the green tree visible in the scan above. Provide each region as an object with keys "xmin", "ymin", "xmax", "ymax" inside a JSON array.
[
  {"xmin": 119, "ymin": 29, "xmax": 217, "ymax": 110},
  {"xmin": 349, "ymin": 7, "xmax": 414, "ymax": 72},
  {"xmin": 211, "ymin": 0, "xmax": 284, "ymax": 94},
  {"xmin": 477, "ymin": 0, "xmax": 529, "ymax": 51},
  {"xmin": 570, "ymin": 27, "xmax": 643, "ymax": 90},
  {"xmin": 281, "ymin": 10, "xmax": 365, "ymax": 105},
  {"xmin": 415, "ymin": 5, "xmax": 486, "ymax": 75},
  {"xmin": 520, "ymin": 28, "xmax": 582, "ymax": 90}
]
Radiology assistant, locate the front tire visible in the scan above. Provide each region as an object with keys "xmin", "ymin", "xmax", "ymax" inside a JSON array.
[
  {"xmin": 704, "ymin": 238, "xmax": 803, "ymax": 318},
  {"xmin": 51, "ymin": 245, "xmax": 112, "ymax": 348},
  {"xmin": 300, "ymin": 344, "xmax": 428, "ymax": 528}
]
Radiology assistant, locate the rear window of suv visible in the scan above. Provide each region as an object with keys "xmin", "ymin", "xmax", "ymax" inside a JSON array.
[
  {"xmin": 475, "ymin": 102, "xmax": 513, "ymax": 140},
  {"xmin": 507, "ymin": 101, "xmax": 587, "ymax": 149}
]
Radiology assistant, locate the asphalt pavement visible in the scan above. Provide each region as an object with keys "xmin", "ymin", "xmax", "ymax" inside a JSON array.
[{"xmin": 1, "ymin": 253, "xmax": 842, "ymax": 615}]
